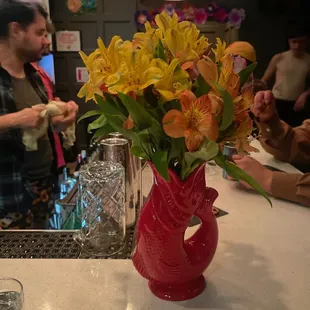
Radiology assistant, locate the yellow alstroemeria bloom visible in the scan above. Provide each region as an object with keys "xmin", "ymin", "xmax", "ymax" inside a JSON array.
[
  {"xmin": 107, "ymin": 49, "xmax": 163, "ymax": 96},
  {"xmin": 155, "ymin": 11, "xmax": 210, "ymax": 65},
  {"xmin": 212, "ymin": 38, "xmax": 227, "ymax": 63},
  {"xmin": 133, "ymin": 21, "xmax": 160, "ymax": 56},
  {"xmin": 154, "ymin": 59, "xmax": 192, "ymax": 102},
  {"xmin": 163, "ymin": 90, "xmax": 222, "ymax": 152},
  {"xmin": 78, "ymin": 36, "xmax": 131, "ymax": 101}
]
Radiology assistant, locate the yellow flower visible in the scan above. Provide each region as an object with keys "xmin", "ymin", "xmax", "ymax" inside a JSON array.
[
  {"xmin": 107, "ymin": 49, "xmax": 163, "ymax": 96},
  {"xmin": 78, "ymin": 36, "xmax": 130, "ymax": 101},
  {"xmin": 163, "ymin": 90, "xmax": 222, "ymax": 152},
  {"xmin": 133, "ymin": 22, "xmax": 160, "ymax": 56},
  {"xmin": 155, "ymin": 11, "xmax": 210, "ymax": 65},
  {"xmin": 212, "ymin": 38, "xmax": 227, "ymax": 62},
  {"xmin": 154, "ymin": 59, "xmax": 191, "ymax": 102}
]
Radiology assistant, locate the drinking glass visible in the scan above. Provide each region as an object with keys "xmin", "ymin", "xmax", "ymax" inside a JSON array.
[{"xmin": 0, "ymin": 278, "xmax": 24, "ymax": 310}]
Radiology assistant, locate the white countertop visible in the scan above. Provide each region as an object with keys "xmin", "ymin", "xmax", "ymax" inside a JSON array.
[{"xmin": 1, "ymin": 140, "xmax": 310, "ymax": 310}]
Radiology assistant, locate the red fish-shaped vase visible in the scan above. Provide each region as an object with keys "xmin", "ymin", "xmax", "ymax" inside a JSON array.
[{"xmin": 132, "ymin": 164, "xmax": 218, "ymax": 301}]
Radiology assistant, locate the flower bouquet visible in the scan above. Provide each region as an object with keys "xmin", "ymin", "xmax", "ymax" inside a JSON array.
[{"xmin": 78, "ymin": 11, "xmax": 270, "ymax": 300}]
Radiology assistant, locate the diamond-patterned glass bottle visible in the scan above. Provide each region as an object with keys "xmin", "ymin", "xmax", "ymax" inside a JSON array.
[{"xmin": 73, "ymin": 161, "xmax": 126, "ymax": 257}]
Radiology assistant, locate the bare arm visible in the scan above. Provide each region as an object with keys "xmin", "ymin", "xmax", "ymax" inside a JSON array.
[
  {"xmin": 0, "ymin": 113, "xmax": 19, "ymax": 132},
  {"xmin": 261, "ymin": 54, "xmax": 281, "ymax": 84},
  {"xmin": 258, "ymin": 119, "xmax": 310, "ymax": 164},
  {"xmin": 233, "ymin": 155, "xmax": 310, "ymax": 207},
  {"xmin": 0, "ymin": 107, "xmax": 45, "ymax": 132}
]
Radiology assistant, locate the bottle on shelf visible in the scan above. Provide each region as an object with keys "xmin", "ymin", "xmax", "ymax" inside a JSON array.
[
  {"xmin": 81, "ymin": 149, "xmax": 87, "ymax": 165},
  {"xmin": 60, "ymin": 167, "xmax": 76, "ymax": 199},
  {"xmin": 76, "ymin": 154, "xmax": 83, "ymax": 171}
]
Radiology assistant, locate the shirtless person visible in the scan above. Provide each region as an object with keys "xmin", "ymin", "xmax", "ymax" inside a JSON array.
[{"xmin": 261, "ymin": 25, "xmax": 310, "ymax": 127}]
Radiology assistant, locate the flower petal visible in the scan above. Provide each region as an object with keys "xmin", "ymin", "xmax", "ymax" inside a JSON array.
[
  {"xmin": 225, "ymin": 41, "xmax": 256, "ymax": 62},
  {"xmin": 197, "ymin": 57, "xmax": 218, "ymax": 87},
  {"xmin": 180, "ymin": 90, "xmax": 197, "ymax": 112},
  {"xmin": 185, "ymin": 129, "xmax": 203, "ymax": 152},
  {"xmin": 198, "ymin": 114, "xmax": 219, "ymax": 141},
  {"xmin": 123, "ymin": 115, "xmax": 134, "ymax": 130},
  {"xmin": 163, "ymin": 110, "xmax": 187, "ymax": 138}
]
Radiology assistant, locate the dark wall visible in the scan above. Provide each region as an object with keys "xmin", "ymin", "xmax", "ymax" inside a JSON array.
[{"xmin": 139, "ymin": 0, "xmax": 306, "ymax": 77}]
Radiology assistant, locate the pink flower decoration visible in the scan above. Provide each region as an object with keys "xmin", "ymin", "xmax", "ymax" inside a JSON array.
[
  {"xmin": 67, "ymin": 0, "xmax": 82, "ymax": 13},
  {"xmin": 163, "ymin": 3, "xmax": 176, "ymax": 16},
  {"xmin": 175, "ymin": 9, "xmax": 185, "ymax": 22},
  {"xmin": 214, "ymin": 8, "xmax": 228, "ymax": 23},
  {"xmin": 206, "ymin": 2, "xmax": 217, "ymax": 17},
  {"xmin": 194, "ymin": 8, "xmax": 207, "ymax": 25},
  {"xmin": 233, "ymin": 56, "xmax": 247, "ymax": 73},
  {"xmin": 228, "ymin": 8, "xmax": 245, "ymax": 29},
  {"xmin": 182, "ymin": 5, "xmax": 196, "ymax": 21}
]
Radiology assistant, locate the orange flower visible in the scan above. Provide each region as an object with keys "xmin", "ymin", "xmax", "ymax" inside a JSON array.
[
  {"xmin": 163, "ymin": 90, "xmax": 222, "ymax": 152},
  {"xmin": 123, "ymin": 115, "xmax": 134, "ymax": 130},
  {"xmin": 67, "ymin": 0, "xmax": 82, "ymax": 13},
  {"xmin": 234, "ymin": 86, "xmax": 254, "ymax": 122},
  {"xmin": 197, "ymin": 54, "xmax": 240, "ymax": 99}
]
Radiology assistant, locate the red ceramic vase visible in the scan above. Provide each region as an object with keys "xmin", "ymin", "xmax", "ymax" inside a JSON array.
[{"xmin": 132, "ymin": 164, "xmax": 219, "ymax": 301}]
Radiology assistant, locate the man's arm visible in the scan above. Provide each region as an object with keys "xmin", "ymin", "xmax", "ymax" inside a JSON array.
[
  {"xmin": 271, "ymin": 172, "xmax": 310, "ymax": 207},
  {"xmin": 233, "ymin": 155, "xmax": 310, "ymax": 207},
  {"xmin": 261, "ymin": 54, "xmax": 281, "ymax": 84},
  {"xmin": 252, "ymin": 91, "xmax": 310, "ymax": 164},
  {"xmin": 257, "ymin": 119, "xmax": 310, "ymax": 164},
  {"xmin": 0, "ymin": 107, "xmax": 45, "ymax": 132}
]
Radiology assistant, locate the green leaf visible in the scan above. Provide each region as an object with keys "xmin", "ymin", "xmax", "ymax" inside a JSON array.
[
  {"xmin": 214, "ymin": 153, "xmax": 272, "ymax": 206},
  {"xmin": 94, "ymin": 94, "xmax": 135, "ymax": 141},
  {"xmin": 182, "ymin": 140, "xmax": 219, "ymax": 179},
  {"xmin": 103, "ymin": 92, "xmax": 128, "ymax": 116},
  {"xmin": 138, "ymin": 96, "xmax": 161, "ymax": 122},
  {"xmin": 194, "ymin": 74, "xmax": 211, "ymax": 97},
  {"xmin": 215, "ymin": 84, "xmax": 234, "ymax": 131},
  {"xmin": 168, "ymin": 137, "xmax": 185, "ymax": 162},
  {"xmin": 131, "ymin": 144, "xmax": 149, "ymax": 160},
  {"xmin": 118, "ymin": 92, "xmax": 162, "ymax": 138},
  {"xmin": 133, "ymin": 129, "xmax": 154, "ymax": 158},
  {"xmin": 152, "ymin": 150, "xmax": 169, "ymax": 181},
  {"xmin": 184, "ymin": 140, "xmax": 219, "ymax": 165},
  {"xmin": 77, "ymin": 110, "xmax": 102, "ymax": 124},
  {"xmin": 154, "ymin": 40, "xmax": 166, "ymax": 62},
  {"xmin": 92, "ymin": 123, "xmax": 115, "ymax": 138},
  {"xmin": 238, "ymin": 62, "xmax": 257, "ymax": 87},
  {"xmin": 87, "ymin": 114, "xmax": 107, "ymax": 133}
]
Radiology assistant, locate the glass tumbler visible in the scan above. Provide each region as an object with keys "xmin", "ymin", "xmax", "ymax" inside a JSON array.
[
  {"xmin": 74, "ymin": 161, "xmax": 126, "ymax": 257},
  {"xmin": 0, "ymin": 278, "xmax": 24, "ymax": 310}
]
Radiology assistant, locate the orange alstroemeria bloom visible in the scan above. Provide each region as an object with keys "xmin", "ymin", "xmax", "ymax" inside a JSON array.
[
  {"xmin": 234, "ymin": 86, "xmax": 254, "ymax": 122},
  {"xmin": 197, "ymin": 54, "xmax": 240, "ymax": 99},
  {"xmin": 163, "ymin": 90, "xmax": 222, "ymax": 152},
  {"xmin": 123, "ymin": 115, "xmax": 134, "ymax": 130}
]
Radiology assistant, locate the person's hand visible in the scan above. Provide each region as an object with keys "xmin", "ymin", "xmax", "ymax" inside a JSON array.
[
  {"xmin": 293, "ymin": 91, "xmax": 309, "ymax": 112},
  {"xmin": 232, "ymin": 154, "xmax": 273, "ymax": 194},
  {"xmin": 52, "ymin": 99, "xmax": 79, "ymax": 132},
  {"xmin": 14, "ymin": 106, "xmax": 46, "ymax": 129},
  {"xmin": 251, "ymin": 90, "xmax": 278, "ymax": 123}
]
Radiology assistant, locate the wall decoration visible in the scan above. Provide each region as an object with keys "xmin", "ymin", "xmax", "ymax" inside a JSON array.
[
  {"xmin": 135, "ymin": 2, "xmax": 245, "ymax": 29},
  {"xmin": 76, "ymin": 67, "xmax": 89, "ymax": 83},
  {"xmin": 56, "ymin": 31, "xmax": 81, "ymax": 52},
  {"xmin": 67, "ymin": 0, "xmax": 97, "ymax": 15}
]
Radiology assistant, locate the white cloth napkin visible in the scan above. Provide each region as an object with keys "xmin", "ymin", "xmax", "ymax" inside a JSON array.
[{"xmin": 22, "ymin": 101, "xmax": 76, "ymax": 151}]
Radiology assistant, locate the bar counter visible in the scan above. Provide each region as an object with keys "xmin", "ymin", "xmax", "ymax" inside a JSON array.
[{"xmin": 1, "ymin": 140, "xmax": 309, "ymax": 309}]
